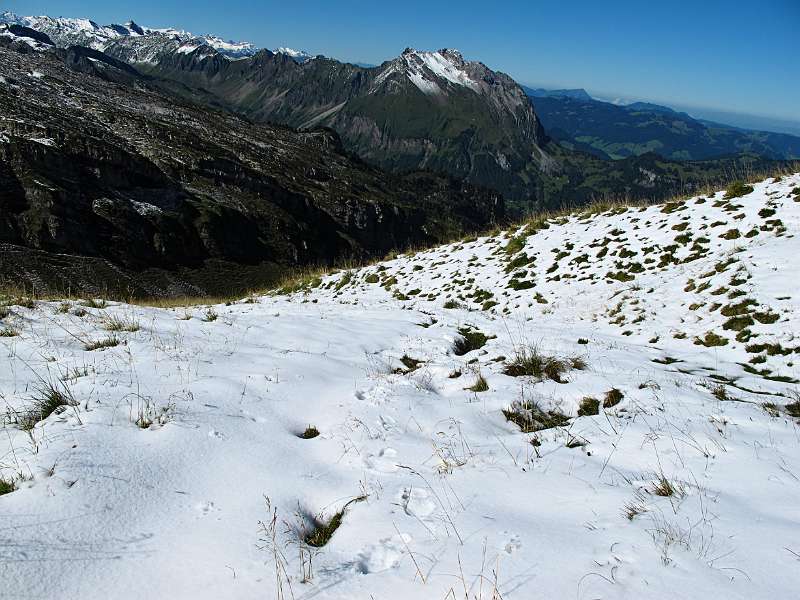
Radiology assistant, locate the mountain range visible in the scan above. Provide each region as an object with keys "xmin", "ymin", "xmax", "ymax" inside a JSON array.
[
  {"xmin": 0, "ymin": 12, "xmax": 791, "ymax": 295},
  {"xmin": 0, "ymin": 24, "xmax": 500, "ymax": 296},
  {"xmin": 525, "ymin": 87, "xmax": 800, "ymax": 161},
  {"xmin": 4, "ymin": 12, "xmax": 773, "ymax": 212}
]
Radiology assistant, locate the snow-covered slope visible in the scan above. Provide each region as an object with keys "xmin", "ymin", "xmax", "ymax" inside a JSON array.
[{"xmin": 1, "ymin": 175, "xmax": 799, "ymax": 599}]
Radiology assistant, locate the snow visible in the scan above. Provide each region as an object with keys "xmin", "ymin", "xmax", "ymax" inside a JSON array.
[
  {"xmin": 28, "ymin": 136, "xmax": 56, "ymax": 146},
  {"xmin": 274, "ymin": 47, "xmax": 313, "ymax": 62},
  {"xmin": 0, "ymin": 24, "xmax": 52, "ymax": 51},
  {"xmin": 199, "ymin": 35, "xmax": 257, "ymax": 58},
  {"xmin": 0, "ymin": 11, "xmax": 261, "ymax": 59},
  {"xmin": 401, "ymin": 48, "xmax": 480, "ymax": 95},
  {"xmin": 1, "ymin": 175, "xmax": 799, "ymax": 599},
  {"xmin": 176, "ymin": 42, "xmax": 201, "ymax": 55}
]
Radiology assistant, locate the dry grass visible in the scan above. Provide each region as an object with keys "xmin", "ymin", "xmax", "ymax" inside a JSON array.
[
  {"xmin": 503, "ymin": 399, "xmax": 571, "ymax": 433},
  {"xmin": 17, "ymin": 380, "xmax": 78, "ymax": 431},
  {"xmin": 84, "ymin": 336, "xmax": 120, "ymax": 351},
  {"xmin": 503, "ymin": 345, "xmax": 586, "ymax": 383}
]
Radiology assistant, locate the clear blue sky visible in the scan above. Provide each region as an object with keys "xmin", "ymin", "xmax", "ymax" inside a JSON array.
[{"xmin": 6, "ymin": 0, "xmax": 799, "ymax": 124}]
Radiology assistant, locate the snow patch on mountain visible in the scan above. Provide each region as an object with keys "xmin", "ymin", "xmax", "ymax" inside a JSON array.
[
  {"xmin": 0, "ymin": 11, "xmax": 259, "ymax": 60},
  {"xmin": 401, "ymin": 48, "xmax": 481, "ymax": 95},
  {"xmin": 274, "ymin": 46, "xmax": 313, "ymax": 62}
]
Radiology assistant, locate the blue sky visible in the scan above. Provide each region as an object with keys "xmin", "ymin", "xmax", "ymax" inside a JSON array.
[{"xmin": 5, "ymin": 0, "xmax": 799, "ymax": 126}]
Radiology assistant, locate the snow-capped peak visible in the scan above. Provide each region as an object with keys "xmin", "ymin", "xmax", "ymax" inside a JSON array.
[
  {"xmin": 0, "ymin": 11, "xmax": 320, "ymax": 64},
  {"xmin": 0, "ymin": 11, "xmax": 260, "ymax": 59},
  {"xmin": 274, "ymin": 46, "xmax": 313, "ymax": 62},
  {"xmin": 394, "ymin": 47, "xmax": 480, "ymax": 95}
]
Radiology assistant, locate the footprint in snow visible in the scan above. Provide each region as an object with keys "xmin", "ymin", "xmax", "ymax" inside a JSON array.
[
  {"xmin": 355, "ymin": 386, "xmax": 392, "ymax": 405},
  {"xmin": 502, "ymin": 533, "xmax": 522, "ymax": 555},
  {"xmin": 357, "ymin": 533, "xmax": 412, "ymax": 574},
  {"xmin": 196, "ymin": 500, "xmax": 218, "ymax": 516},
  {"xmin": 401, "ymin": 487, "xmax": 437, "ymax": 519},
  {"xmin": 365, "ymin": 448, "xmax": 400, "ymax": 473},
  {"xmin": 208, "ymin": 429, "xmax": 226, "ymax": 440}
]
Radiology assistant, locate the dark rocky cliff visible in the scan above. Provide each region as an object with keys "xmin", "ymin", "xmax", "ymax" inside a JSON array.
[{"xmin": 0, "ymin": 41, "xmax": 503, "ymax": 297}]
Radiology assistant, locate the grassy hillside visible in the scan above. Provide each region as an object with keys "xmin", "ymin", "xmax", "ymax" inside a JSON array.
[{"xmin": 532, "ymin": 95, "xmax": 800, "ymax": 161}]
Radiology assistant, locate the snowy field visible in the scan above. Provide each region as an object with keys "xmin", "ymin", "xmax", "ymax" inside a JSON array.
[{"xmin": 1, "ymin": 175, "xmax": 799, "ymax": 599}]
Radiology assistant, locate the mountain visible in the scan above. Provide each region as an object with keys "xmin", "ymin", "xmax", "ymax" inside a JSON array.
[
  {"xmin": 0, "ymin": 32, "xmax": 502, "ymax": 297},
  {"xmin": 98, "ymin": 32, "xmax": 768, "ymax": 212},
  {"xmin": 528, "ymin": 90, "xmax": 800, "ymax": 161},
  {"xmin": 103, "ymin": 42, "xmax": 554, "ymax": 206},
  {"xmin": 4, "ymin": 12, "xmax": 789, "ymax": 218},
  {"xmin": 2, "ymin": 174, "xmax": 799, "ymax": 599},
  {"xmin": 523, "ymin": 86, "xmax": 593, "ymax": 101},
  {"xmin": 625, "ymin": 101, "xmax": 675, "ymax": 113},
  {"xmin": 0, "ymin": 11, "xmax": 306, "ymax": 62}
]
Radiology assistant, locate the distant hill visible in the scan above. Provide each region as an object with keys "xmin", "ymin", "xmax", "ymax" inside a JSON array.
[
  {"xmin": 523, "ymin": 86, "xmax": 593, "ymax": 101},
  {"xmin": 528, "ymin": 91, "xmax": 800, "ymax": 161}
]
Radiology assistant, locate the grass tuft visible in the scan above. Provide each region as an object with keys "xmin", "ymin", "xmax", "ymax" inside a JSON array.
[
  {"xmin": 303, "ymin": 495, "xmax": 367, "ymax": 548},
  {"xmin": 577, "ymin": 397, "xmax": 600, "ymax": 416},
  {"xmin": 503, "ymin": 399, "xmax": 570, "ymax": 433},
  {"xmin": 503, "ymin": 346, "xmax": 586, "ymax": 383},
  {"xmin": 466, "ymin": 373, "xmax": 489, "ymax": 392},
  {"xmin": 0, "ymin": 477, "xmax": 17, "ymax": 495},
  {"xmin": 84, "ymin": 336, "xmax": 120, "ymax": 351},
  {"xmin": 603, "ymin": 388, "xmax": 625, "ymax": 408},
  {"xmin": 452, "ymin": 328, "xmax": 492, "ymax": 356},
  {"xmin": 18, "ymin": 381, "xmax": 77, "ymax": 431},
  {"xmin": 723, "ymin": 181, "xmax": 754, "ymax": 199},
  {"xmin": 300, "ymin": 426, "xmax": 320, "ymax": 439},
  {"xmin": 102, "ymin": 314, "xmax": 141, "ymax": 332}
]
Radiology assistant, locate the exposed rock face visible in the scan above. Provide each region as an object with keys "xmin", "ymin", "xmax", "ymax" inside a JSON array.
[
  {"xmin": 0, "ymin": 42, "xmax": 502, "ymax": 296},
  {"xmin": 96, "ymin": 41, "xmax": 552, "ymax": 206}
]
